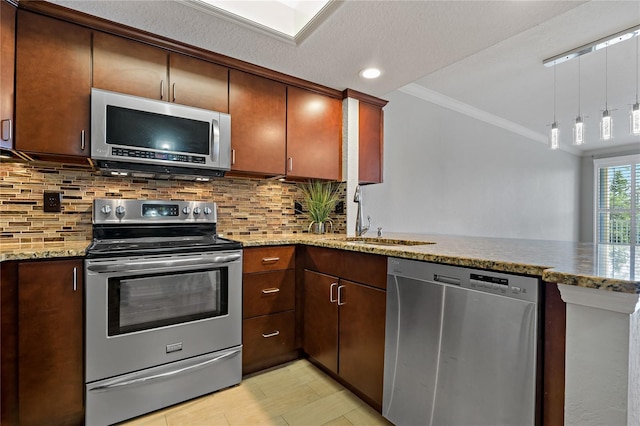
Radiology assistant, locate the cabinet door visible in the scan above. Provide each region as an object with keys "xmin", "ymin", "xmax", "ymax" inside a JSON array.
[
  {"xmin": 0, "ymin": 1, "xmax": 15, "ymax": 150},
  {"xmin": 303, "ymin": 270, "xmax": 339, "ymax": 373},
  {"xmin": 338, "ymin": 279, "xmax": 386, "ymax": 407},
  {"xmin": 229, "ymin": 70, "xmax": 286, "ymax": 175},
  {"xmin": 93, "ymin": 31, "xmax": 168, "ymax": 100},
  {"xmin": 169, "ymin": 53, "xmax": 228, "ymax": 112},
  {"xmin": 18, "ymin": 260, "xmax": 83, "ymax": 426},
  {"xmin": 359, "ymin": 101, "xmax": 384, "ymax": 184},
  {"xmin": 15, "ymin": 11, "xmax": 91, "ymax": 158},
  {"xmin": 286, "ymin": 87, "xmax": 342, "ymax": 180}
]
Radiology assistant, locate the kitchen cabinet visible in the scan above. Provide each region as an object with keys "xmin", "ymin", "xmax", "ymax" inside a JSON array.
[
  {"xmin": 242, "ymin": 246, "xmax": 298, "ymax": 374},
  {"xmin": 303, "ymin": 247, "xmax": 387, "ymax": 409},
  {"xmin": 286, "ymin": 87, "xmax": 342, "ymax": 180},
  {"xmin": 0, "ymin": 0, "xmax": 15, "ymax": 151},
  {"xmin": 229, "ymin": 70, "xmax": 287, "ymax": 175},
  {"xmin": 15, "ymin": 10, "xmax": 91, "ymax": 160},
  {"xmin": 93, "ymin": 32, "xmax": 229, "ymax": 112},
  {"xmin": 358, "ymin": 101, "xmax": 385, "ymax": 184},
  {"xmin": 342, "ymin": 89, "xmax": 387, "ymax": 185},
  {"xmin": 18, "ymin": 259, "xmax": 84, "ymax": 426}
]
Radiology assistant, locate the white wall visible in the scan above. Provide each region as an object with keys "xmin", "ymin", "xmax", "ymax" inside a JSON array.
[{"xmin": 361, "ymin": 90, "xmax": 581, "ymax": 241}]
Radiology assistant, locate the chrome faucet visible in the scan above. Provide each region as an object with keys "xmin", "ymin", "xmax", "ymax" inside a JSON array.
[{"xmin": 353, "ymin": 185, "xmax": 370, "ymax": 237}]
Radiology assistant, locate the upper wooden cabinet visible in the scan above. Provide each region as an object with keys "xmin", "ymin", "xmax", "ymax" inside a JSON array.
[
  {"xmin": 229, "ymin": 70, "xmax": 286, "ymax": 175},
  {"xmin": 15, "ymin": 10, "xmax": 91, "ymax": 159},
  {"xmin": 0, "ymin": 1, "xmax": 16, "ymax": 151},
  {"xmin": 343, "ymin": 90, "xmax": 388, "ymax": 185},
  {"xmin": 358, "ymin": 101, "xmax": 384, "ymax": 184},
  {"xmin": 286, "ymin": 87, "xmax": 342, "ymax": 180},
  {"xmin": 93, "ymin": 32, "xmax": 229, "ymax": 112}
]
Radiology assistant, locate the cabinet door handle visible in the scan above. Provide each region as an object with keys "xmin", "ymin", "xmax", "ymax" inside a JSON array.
[
  {"xmin": 261, "ymin": 257, "xmax": 280, "ymax": 264},
  {"xmin": 337, "ymin": 285, "xmax": 346, "ymax": 305},
  {"xmin": 172, "ymin": 83, "xmax": 176, "ymax": 102},
  {"xmin": 73, "ymin": 267, "xmax": 78, "ymax": 292},
  {"xmin": 262, "ymin": 288, "xmax": 280, "ymax": 294},
  {"xmin": 288, "ymin": 157, "xmax": 293, "ymax": 172},
  {"xmin": 1, "ymin": 119, "xmax": 12, "ymax": 141},
  {"xmin": 330, "ymin": 282, "xmax": 338, "ymax": 303},
  {"xmin": 160, "ymin": 80, "xmax": 164, "ymax": 100},
  {"xmin": 231, "ymin": 149, "xmax": 236, "ymax": 165},
  {"xmin": 262, "ymin": 331, "xmax": 280, "ymax": 338},
  {"xmin": 81, "ymin": 130, "xmax": 85, "ymax": 151}
]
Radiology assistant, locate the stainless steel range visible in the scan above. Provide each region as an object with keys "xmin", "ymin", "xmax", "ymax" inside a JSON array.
[{"xmin": 84, "ymin": 199, "xmax": 243, "ymax": 426}]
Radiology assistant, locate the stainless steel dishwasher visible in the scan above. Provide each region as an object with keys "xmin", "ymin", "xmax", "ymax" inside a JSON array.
[{"xmin": 383, "ymin": 257, "xmax": 540, "ymax": 426}]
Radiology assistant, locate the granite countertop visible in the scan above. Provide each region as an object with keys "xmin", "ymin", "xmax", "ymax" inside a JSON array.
[{"xmin": 2, "ymin": 233, "xmax": 638, "ymax": 294}]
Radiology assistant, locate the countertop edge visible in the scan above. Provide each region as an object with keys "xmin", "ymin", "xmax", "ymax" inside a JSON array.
[{"xmin": 2, "ymin": 236, "xmax": 638, "ymax": 294}]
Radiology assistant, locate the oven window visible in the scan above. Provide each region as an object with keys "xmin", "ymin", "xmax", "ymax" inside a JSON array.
[{"xmin": 107, "ymin": 268, "xmax": 227, "ymax": 336}]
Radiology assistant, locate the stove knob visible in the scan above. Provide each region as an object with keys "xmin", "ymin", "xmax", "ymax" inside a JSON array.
[
  {"xmin": 203, "ymin": 207, "xmax": 212, "ymax": 215},
  {"xmin": 115, "ymin": 206, "xmax": 125, "ymax": 216},
  {"xmin": 182, "ymin": 207, "xmax": 191, "ymax": 215},
  {"xmin": 100, "ymin": 205, "xmax": 112, "ymax": 215},
  {"xmin": 193, "ymin": 207, "xmax": 202, "ymax": 215}
]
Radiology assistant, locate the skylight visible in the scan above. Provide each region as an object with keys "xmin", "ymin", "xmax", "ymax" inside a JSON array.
[{"xmin": 188, "ymin": 0, "xmax": 332, "ymax": 43}]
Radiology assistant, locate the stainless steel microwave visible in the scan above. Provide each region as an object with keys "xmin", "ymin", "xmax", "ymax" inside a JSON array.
[{"xmin": 91, "ymin": 88, "xmax": 231, "ymax": 179}]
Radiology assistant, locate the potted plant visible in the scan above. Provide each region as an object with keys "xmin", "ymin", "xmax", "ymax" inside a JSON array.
[{"xmin": 299, "ymin": 180, "xmax": 343, "ymax": 234}]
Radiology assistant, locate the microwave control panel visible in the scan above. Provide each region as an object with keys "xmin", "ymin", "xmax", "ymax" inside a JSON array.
[{"xmin": 111, "ymin": 148, "xmax": 206, "ymax": 164}]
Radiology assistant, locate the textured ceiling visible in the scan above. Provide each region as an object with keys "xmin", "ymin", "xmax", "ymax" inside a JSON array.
[{"xmin": 51, "ymin": 0, "xmax": 640, "ymax": 154}]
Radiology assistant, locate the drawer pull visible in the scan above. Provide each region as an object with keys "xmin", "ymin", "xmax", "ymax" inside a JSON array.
[
  {"xmin": 262, "ymin": 331, "xmax": 280, "ymax": 338},
  {"xmin": 261, "ymin": 257, "xmax": 280, "ymax": 263},
  {"xmin": 262, "ymin": 288, "xmax": 280, "ymax": 294}
]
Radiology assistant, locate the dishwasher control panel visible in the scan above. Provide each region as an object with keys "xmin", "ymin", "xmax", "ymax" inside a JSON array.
[{"xmin": 388, "ymin": 257, "xmax": 538, "ymax": 302}]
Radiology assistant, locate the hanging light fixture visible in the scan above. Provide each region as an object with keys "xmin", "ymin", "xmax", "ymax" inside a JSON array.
[
  {"xmin": 573, "ymin": 57, "xmax": 585, "ymax": 145},
  {"xmin": 549, "ymin": 66, "xmax": 560, "ymax": 150},
  {"xmin": 600, "ymin": 42, "xmax": 613, "ymax": 141},
  {"xmin": 631, "ymin": 35, "xmax": 640, "ymax": 136}
]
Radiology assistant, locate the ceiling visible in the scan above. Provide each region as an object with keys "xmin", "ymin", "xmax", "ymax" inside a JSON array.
[{"xmin": 51, "ymin": 0, "xmax": 640, "ymax": 155}]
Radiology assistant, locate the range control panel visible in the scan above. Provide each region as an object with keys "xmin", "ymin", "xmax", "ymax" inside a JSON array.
[{"xmin": 93, "ymin": 199, "xmax": 217, "ymax": 224}]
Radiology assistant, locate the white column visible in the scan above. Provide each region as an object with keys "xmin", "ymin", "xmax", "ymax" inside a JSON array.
[
  {"xmin": 342, "ymin": 97, "xmax": 359, "ymax": 237},
  {"xmin": 558, "ymin": 285, "xmax": 640, "ymax": 425}
]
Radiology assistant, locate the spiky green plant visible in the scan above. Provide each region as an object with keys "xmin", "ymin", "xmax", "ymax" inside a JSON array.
[{"xmin": 299, "ymin": 180, "xmax": 343, "ymax": 231}]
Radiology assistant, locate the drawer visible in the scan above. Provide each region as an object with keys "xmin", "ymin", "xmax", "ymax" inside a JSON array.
[
  {"xmin": 243, "ymin": 270, "xmax": 295, "ymax": 318},
  {"xmin": 243, "ymin": 246, "xmax": 295, "ymax": 273},
  {"xmin": 242, "ymin": 311, "xmax": 296, "ymax": 369}
]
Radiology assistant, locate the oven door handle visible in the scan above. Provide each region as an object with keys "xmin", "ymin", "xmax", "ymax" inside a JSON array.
[
  {"xmin": 87, "ymin": 253, "xmax": 241, "ymax": 273},
  {"xmin": 88, "ymin": 348, "xmax": 241, "ymax": 392}
]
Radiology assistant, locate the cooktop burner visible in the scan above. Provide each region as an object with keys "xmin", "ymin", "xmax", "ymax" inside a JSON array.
[{"xmin": 87, "ymin": 199, "xmax": 242, "ymax": 258}]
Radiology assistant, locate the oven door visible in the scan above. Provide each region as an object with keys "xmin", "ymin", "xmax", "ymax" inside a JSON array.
[{"xmin": 85, "ymin": 250, "xmax": 242, "ymax": 383}]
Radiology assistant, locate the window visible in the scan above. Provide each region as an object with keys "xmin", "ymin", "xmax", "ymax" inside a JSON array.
[{"xmin": 594, "ymin": 154, "xmax": 640, "ymax": 279}]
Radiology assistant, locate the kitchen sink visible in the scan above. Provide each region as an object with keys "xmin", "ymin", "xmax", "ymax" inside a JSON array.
[{"xmin": 343, "ymin": 237, "xmax": 434, "ymax": 246}]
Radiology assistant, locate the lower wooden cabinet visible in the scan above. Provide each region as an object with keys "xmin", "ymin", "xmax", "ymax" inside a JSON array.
[
  {"xmin": 17, "ymin": 259, "xmax": 84, "ymax": 426},
  {"xmin": 243, "ymin": 311, "xmax": 297, "ymax": 371},
  {"xmin": 303, "ymin": 248, "xmax": 387, "ymax": 409},
  {"xmin": 242, "ymin": 246, "xmax": 298, "ymax": 374}
]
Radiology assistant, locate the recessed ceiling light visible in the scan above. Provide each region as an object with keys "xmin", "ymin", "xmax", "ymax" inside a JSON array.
[{"xmin": 359, "ymin": 68, "xmax": 381, "ymax": 79}]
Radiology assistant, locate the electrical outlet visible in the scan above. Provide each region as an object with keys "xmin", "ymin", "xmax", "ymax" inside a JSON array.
[{"xmin": 44, "ymin": 191, "xmax": 62, "ymax": 212}]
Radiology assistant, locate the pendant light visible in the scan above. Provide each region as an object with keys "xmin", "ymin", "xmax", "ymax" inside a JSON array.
[
  {"xmin": 573, "ymin": 57, "xmax": 585, "ymax": 145},
  {"xmin": 631, "ymin": 35, "xmax": 640, "ymax": 136},
  {"xmin": 600, "ymin": 42, "xmax": 613, "ymax": 141},
  {"xmin": 549, "ymin": 66, "xmax": 560, "ymax": 150}
]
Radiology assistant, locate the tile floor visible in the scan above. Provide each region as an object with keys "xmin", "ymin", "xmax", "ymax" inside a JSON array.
[{"xmin": 122, "ymin": 359, "xmax": 392, "ymax": 426}]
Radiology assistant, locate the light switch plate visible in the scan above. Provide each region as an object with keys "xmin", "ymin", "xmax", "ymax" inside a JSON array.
[{"xmin": 44, "ymin": 191, "xmax": 62, "ymax": 212}]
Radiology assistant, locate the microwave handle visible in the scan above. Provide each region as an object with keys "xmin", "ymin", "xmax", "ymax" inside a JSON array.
[{"xmin": 212, "ymin": 119, "xmax": 220, "ymax": 163}]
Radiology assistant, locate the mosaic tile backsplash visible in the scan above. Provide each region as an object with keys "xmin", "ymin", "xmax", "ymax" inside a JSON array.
[{"xmin": 0, "ymin": 160, "xmax": 346, "ymax": 245}]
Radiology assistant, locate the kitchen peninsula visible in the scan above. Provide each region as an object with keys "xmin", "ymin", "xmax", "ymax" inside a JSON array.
[{"xmin": 2, "ymin": 231, "xmax": 639, "ymax": 425}]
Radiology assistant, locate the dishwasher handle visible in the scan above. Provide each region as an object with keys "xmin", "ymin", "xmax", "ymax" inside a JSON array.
[{"xmin": 433, "ymin": 274, "xmax": 461, "ymax": 286}]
